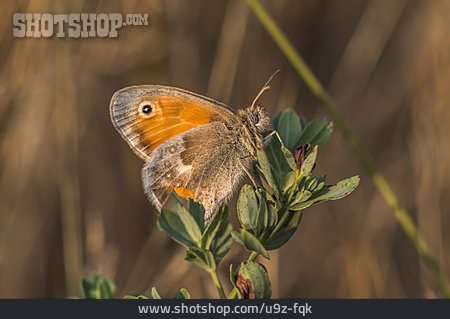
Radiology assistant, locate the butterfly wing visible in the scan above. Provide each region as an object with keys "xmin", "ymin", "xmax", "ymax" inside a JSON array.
[
  {"xmin": 110, "ymin": 85, "xmax": 246, "ymax": 218},
  {"xmin": 110, "ymin": 85, "xmax": 236, "ymax": 161},
  {"xmin": 141, "ymin": 122, "xmax": 247, "ymax": 221}
]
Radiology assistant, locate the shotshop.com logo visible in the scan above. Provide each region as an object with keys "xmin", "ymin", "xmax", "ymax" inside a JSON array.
[{"xmin": 13, "ymin": 13, "xmax": 149, "ymax": 38}]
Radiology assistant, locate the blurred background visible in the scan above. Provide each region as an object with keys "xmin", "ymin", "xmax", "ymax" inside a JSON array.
[{"xmin": 0, "ymin": 0, "xmax": 449, "ymax": 298}]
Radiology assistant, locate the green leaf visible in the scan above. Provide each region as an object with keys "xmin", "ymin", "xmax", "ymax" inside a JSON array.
[
  {"xmin": 266, "ymin": 135, "xmax": 292, "ymax": 178},
  {"xmin": 267, "ymin": 203, "xmax": 278, "ymax": 230},
  {"xmin": 229, "ymin": 264, "xmax": 243, "ymax": 299},
  {"xmin": 296, "ymin": 117, "xmax": 332, "ymax": 148},
  {"xmin": 311, "ymin": 122, "xmax": 332, "ymax": 147},
  {"xmin": 229, "ymin": 264, "xmax": 235, "ymax": 284},
  {"xmin": 271, "ymin": 112, "xmax": 282, "ymax": 130},
  {"xmin": 81, "ymin": 274, "xmax": 116, "ymax": 299},
  {"xmin": 255, "ymin": 191, "xmax": 268, "ymax": 236},
  {"xmin": 157, "ymin": 210, "xmax": 195, "ymax": 248},
  {"xmin": 305, "ymin": 176, "xmax": 318, "ymax": 191},
  {"xmin": 300, "ymin": 145, "xmax": 318, "ymax": 176},
  {"xmin": 255, "ymin": 190, "xmax": 277, "ymax": 235},
  {"xmin": 276, "ymin": 109, "xmax": 303, "ymax": 150},
  {"xmin": 315, "ymin": 175, "xmax": 327, "ymax": 192},
  {"xmin": 231, "ymin": 229, "xmax": 269, "ymax": 259},
  {"xmin": 257, "ymin": 149, "xmax": 281, "ymax": 197},
  {"xmin": 300, "ymin": 116, "xmax": 306, "ymax": 129},
  {"xmin": 188, "ymin": 200, "xmax": 205, "ymax": 232},
  {"xmin": 229, "ymin": 264, "xmax": 239, "ymax": 296},
  {"xmin": 175, "ymin": 288, "xmax": 191, "ymax": 299},
  {"xmin": 280, "ymin": 143, "xmax": 297, "ymax": 171},
  {"xmin": 199, "ymin": 205, "xmax": 232, "ymax": 265},
  {"xmin": 185, "ymin": 247, "xmax": 216, "ymax": 272},
  {"xmin": 81, "ymin": 278, "xmax": 94, "ymax": 299},
  {"xmin": 281, "ymin": 171, "xmax": 296, "ymax": 195},
  {"xmin": 174, "ymin": 197, "xmax": 202, "ymax": 246},
  {"xmin": 288, "ymin": 199, "xmax": 314, "ymax": 211},
  {"xmin": 265, "ymin": 211, "xmax": 303, "ymax": 250},
  {"xmin": 237, "ymin": 185, "xmax": 259, "ymax": 231},
  {"xmin": 210, "ymin": 222, "xmax": 233, "ymax": 265},
  {"xmin": 314, "ymin": 175, "xmax": 360, "ymax": 201},
  {"xmin": 97, "ymin": 276, "xmax": 116, "ymax": 299},
  {"xmin": 289, "ymin": 176, "xmax": 360, "ymax": 210},
  {"xmin": 237, "ymin": 186, "xmax": 273, "ymax": 237},
  {"xmin": 264, "ymin": 190, "xmax": 276, "ymax": 204},
  {"xmin": 252, "ymin": 163, "xmax": 264, "ymax": 188},
  {"xmin": 151, "ymin": 287, "xmax": 161, "ymax": 299},
  {"xmin": 202, "ymin": 206, "xmax": 226, "ymax": 250},
  {"xmin": 289, "ymin": 190, "xmax": 312, "ymax": 207}
]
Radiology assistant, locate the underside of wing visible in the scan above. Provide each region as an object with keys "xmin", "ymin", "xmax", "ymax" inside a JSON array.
[
  {"xmin": 141, "ymin": 123, "xmax": 247, "ymax": 221},
  {"xmin": 110, "ymin": 85, "xmax": 236, "ymax": 161}
]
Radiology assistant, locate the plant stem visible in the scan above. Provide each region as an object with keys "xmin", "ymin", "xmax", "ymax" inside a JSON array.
[
  {"xmin": 246, "ymin": 0, "xmax": 450, "ymax": 297},
  {"xmin": 248, "ymin": 251, "xmax": 259, "ymax": 262},
  {"xmin": 227, "ymin": 251, "xmax": 259, "ymax": 299},
  {"xmin": 210, "ymin": 270, "xmax": 226, "ymax": 299}
]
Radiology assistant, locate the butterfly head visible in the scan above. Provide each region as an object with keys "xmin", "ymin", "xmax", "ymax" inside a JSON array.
[
  {"xmin": 237, "ymin": 71, "xmax": 279, "ymax": 147},
  {"xmin": 239, "ymin": 104, "xmax": 270, "ymax": 147}
]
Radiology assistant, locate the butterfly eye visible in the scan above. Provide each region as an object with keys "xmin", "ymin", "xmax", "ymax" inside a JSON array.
[{"xmin": 250, "ymin": 113, "xmax": 260, "ymax": 124}]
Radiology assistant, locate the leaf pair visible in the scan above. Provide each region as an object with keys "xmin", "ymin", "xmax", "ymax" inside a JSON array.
[
  {"xmin": 288, "ymin": 176, "xmax": 360, "ymax": 211},
  {"xmin": 157, "ymin": 199, "xmax": 232, "ymax": 272},
  {"xmin": 272, "ymin": 109, "xmax": 333, "ymax": 152},
  {"xmin": 237, "ymin": 185, "xmax": 277, "ymax": 237}
]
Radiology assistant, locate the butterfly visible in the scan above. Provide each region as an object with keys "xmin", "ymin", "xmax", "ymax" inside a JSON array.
[{"xmin": 110, "ymin": 72, "xmax": 278, "ymax": 223}]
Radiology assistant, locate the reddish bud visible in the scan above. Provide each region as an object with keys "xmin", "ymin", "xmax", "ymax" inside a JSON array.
[
  {"xmin": 236, "ymin": 274, "xmax": 254, "ymax": 299},
  {"xmin": 294, "ymin": 144, "xmax": 309, "ymax": 169}
]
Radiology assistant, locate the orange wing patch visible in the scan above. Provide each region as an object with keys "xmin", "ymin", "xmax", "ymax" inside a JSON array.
[
  {"xmin": 173, "ymin": 187, "xmax": 196, "ymax": 200},
  {"xmin": 152, "ymin": 186, "xmax": 197, "ymax": 210},
  {"xmin": 135, "ymin": 96, "xmax": 213, "ymax": 153}
]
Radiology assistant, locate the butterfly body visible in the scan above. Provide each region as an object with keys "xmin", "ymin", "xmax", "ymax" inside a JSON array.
[{"xmin": 110, "ymin": 85, "xmax": 270, "ymax": 222}]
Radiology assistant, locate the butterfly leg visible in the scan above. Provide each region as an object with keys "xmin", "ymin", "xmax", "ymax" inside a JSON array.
[
  {"xmin": 263, "ymin": 131, "xmax": 274, "ymax": 146},
  {"xmin": 240, "ymin": 162, "xmax": 259, "ymax": 189},
  {"xmin": 263, "ymin": 130, "xmax": 286, "ymax": 147}
]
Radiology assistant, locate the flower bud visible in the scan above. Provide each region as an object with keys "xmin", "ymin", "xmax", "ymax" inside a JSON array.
[
  {"xmin": 294, "ymin": 144, "xmax": 309, "ymax": 169},
  {"xmin": 235, "ymin": 262, "xmax": 271, "ymax": 299}
]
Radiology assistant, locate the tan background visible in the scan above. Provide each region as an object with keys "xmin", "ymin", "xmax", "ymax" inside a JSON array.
[{"xmin": 0, "ymin": 0, "xmax": 449, "ymax": 298}]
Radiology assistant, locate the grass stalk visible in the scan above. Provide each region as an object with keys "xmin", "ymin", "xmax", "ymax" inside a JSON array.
[{"xmin": 246, "ymin": 0, "xmax": 449, "ymax": 297}]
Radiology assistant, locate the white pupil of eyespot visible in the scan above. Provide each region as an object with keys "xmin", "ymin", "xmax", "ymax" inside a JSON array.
[{"xmin": 142, "ymin": 104, "xmax": 152, "ymax": 114}]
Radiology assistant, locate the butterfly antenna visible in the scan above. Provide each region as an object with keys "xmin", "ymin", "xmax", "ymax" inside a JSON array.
[{"xmin": 251, "ymin": 69, "xmax": 280, "ymax": 108}]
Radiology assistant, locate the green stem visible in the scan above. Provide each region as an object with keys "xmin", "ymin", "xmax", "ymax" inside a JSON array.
[
  {"xmin": 248, "ymin": 251, "xmax": 259, "ymax": 262},
  {"xmin": 246, "ymin": 0, "xmax": 450, "ymax": 298},
  {"xmin": 210, "ymin": 270, "xmax": 226, "ymax": 299},
  {"xmin": 228, "ymin": 251, "xmax": 259, "ymax": 299}
]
